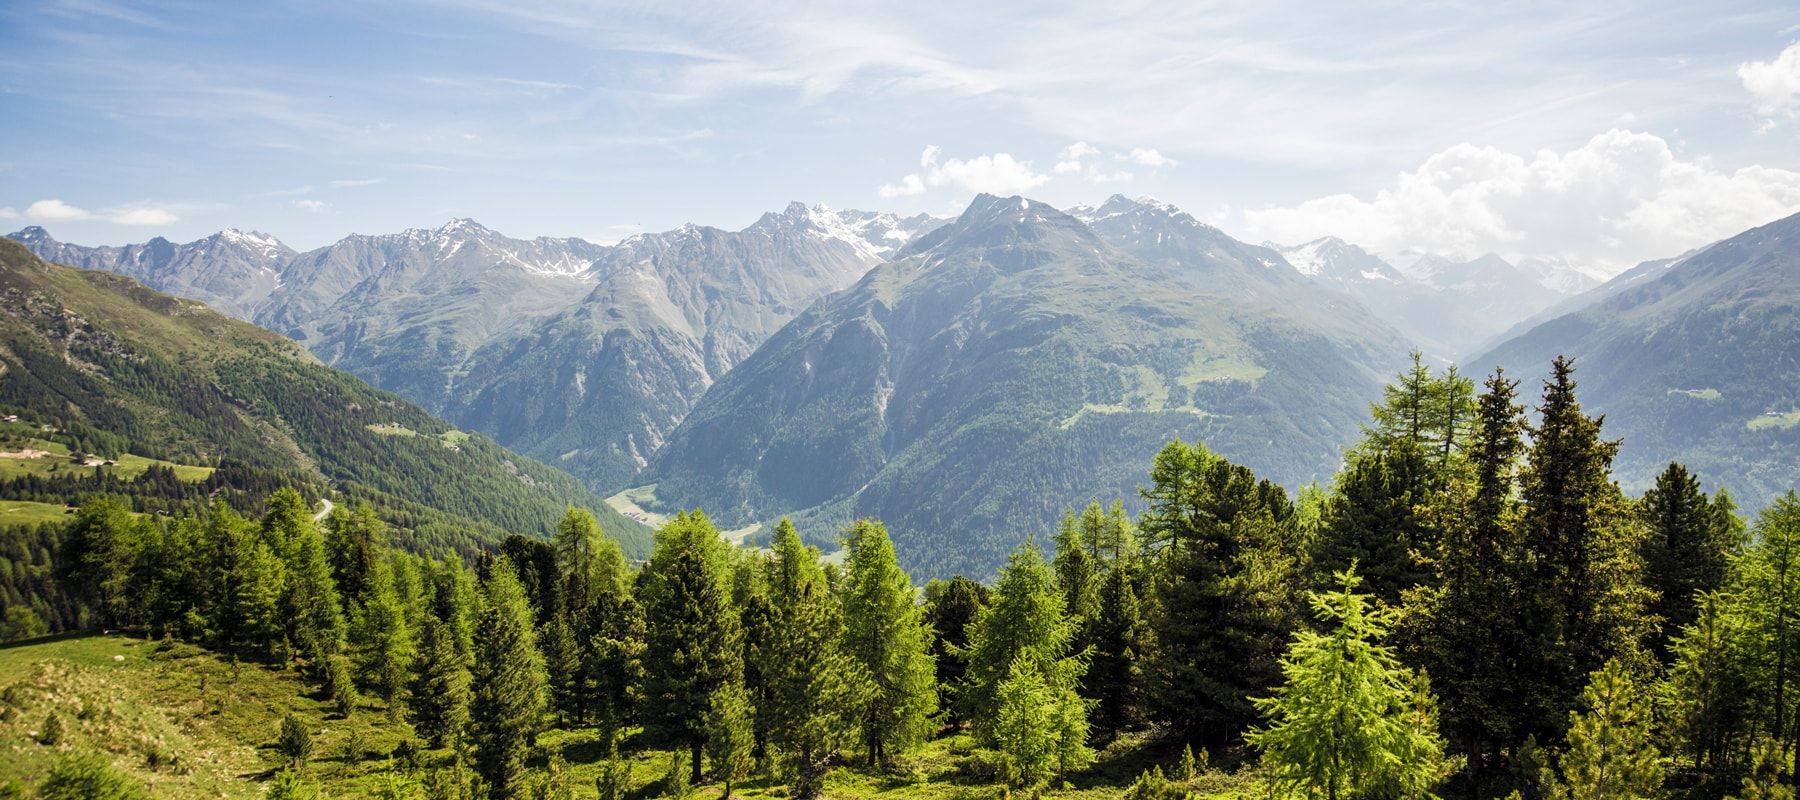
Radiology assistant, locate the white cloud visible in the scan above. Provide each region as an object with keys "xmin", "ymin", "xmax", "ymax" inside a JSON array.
[
  {"xmin": 880, "ymin": 146, "xmax": 1049, "ymax": 197},
  {"xmin": 1059, "ymin": 141, "xmax": 1100, "ymax": 160},
  {"xmin": 1054, "ymin": 160, "xmax": 1084, "ymax": 174},
  {"xmin": 109, "ymin": 207, "xmax": 179, "ymax": 225},
  {"xmin": 330, "ymin": 177, "xmax": 385, "ymax": 188},
  {"xmin": 1740, "ymin": 42, "xmax": 1800, "ymax": 116},
  {"xmin": 25, "ymin": 199, "xmax": 91, "ymax": 221},
  {"xmin": 1126, "ymin": 147, "xmax": 1175, "ymax": 167},
  {"xmin": 296, "ymin": 199, "xmax": 328, "ymax": 212},
  {"xmin": 0, "ymin": 207, "xmax": 17, "ymax": 220},
  {"xmin": 879, "ymin": 173, "xmax": 926, "ymax": 197},
  {"xmin": 1240, "ymin": 129, "xmax": 1800, "ymax": 275},
  {"xmin": 22, "ymin": 198, "xmax": 184, "ymax": 226}
]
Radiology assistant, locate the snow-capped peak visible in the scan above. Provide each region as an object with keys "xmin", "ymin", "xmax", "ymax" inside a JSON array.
[{"xmin": 215, "ymin": 228, "xmax": 290, "ymax": 259}]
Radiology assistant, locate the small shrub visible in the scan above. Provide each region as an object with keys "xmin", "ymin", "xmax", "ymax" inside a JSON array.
[
  {"xmin": 38, "ymin": 752, "xmax": 144, "ymax": 800},
  {"xmin": 276, "ymin": 714, "xmax": 312, "ymax": 766},
  {"xmin": 39, "ymin": 711, "xmax": 66, "ymax": 746}
]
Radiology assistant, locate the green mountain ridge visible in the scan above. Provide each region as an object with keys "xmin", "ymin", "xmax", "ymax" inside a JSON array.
[
  {"xmin": 1471, "ymin": 209, "xmax": 1800, "ymax": 507},
  {"xmin": 0, "ymin": 238, "xmax": 649, "ymax": 556},
  {"xmin": 648, "ymin": 194, "xmax": 1413, "ymax": 576}
]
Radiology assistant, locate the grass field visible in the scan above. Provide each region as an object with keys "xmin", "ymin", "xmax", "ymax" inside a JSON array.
[
  {"xmin": 0, "ymin": 500, "xmax": 76, "ymax": 527},
  {"xmin": 1748, "ymin": 410, "xmax": 1800, "ymax": 431},
  {"xmin": 0, "ymin": 635, "xmax": 1265, "ymax": 798},
  {"xmin": 0, "ymin": 437, "xmax": 214, "ymax": 482}
]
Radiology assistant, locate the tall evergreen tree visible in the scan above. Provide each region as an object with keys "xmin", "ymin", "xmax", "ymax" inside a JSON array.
[
  {"xmin": 540, "ymin": 611, "xmax": 582, "ymax": 725},
  {"xmin": 704, "ymin": 680, "xmax": 755, "ymax": 799},
  {"xmin": 640, "ymin": 511, "xmax": 745, "ymax": 784},
  {"xmin": 1312, "ymin": 446, "xmax": 1435, "ymax": 605},
  {"xmin": 555, "ymin": 507, "xmax": 627, "ymax": 616},
  {"xmin": 351, "ymin": 555, "xmax": 415, "ymax": 717},
  {"xmin": 1248, "ymin": 569, "xmax": 1450, "ymax": 800},
  {"xmin": 1089, "ymin": 551, "xmax": 1149, "ymax": 740},
  {"xmin": 269, "ymin": 491, "xmax": 347, "ymax": 687},
  {"xmin": 469, "ymin": 556, "xmax": 548, "ymax": 799},
  {"xmin": 1140, "ymin": 439, "xmax": 1301, "ymax": 745},
  {"xmin": 584, "ymin": 587, "xmax": 645, "ymax": 747},
  {"xmin": 1418, "ymin": 368, "xmax": 1526, "ymax": 770},
  {"xmin": 924, "ymin": 575, "xmax": 988, "ymax": 726},
  {"xmin": 757, "ymin": 519, "xmax": 855, "ymax": 798},
  {"xmin": 1642, "ymin": 462, "xmax": 1742, "ymax": 659},
  {"xmin": 1053, "ymin": 510, "xmax": 1102, "ymax": 628},
  {"xmin": 840, "ymin": 519, "xmax": 938, "ymax": 767},
  {"xmin": 326, "ymin": 503, "xmax": 387, "ymax": 604},
  {"xmin": 1514, "ymin": 356, "xmax": 1652, "ymax": 742},
  {"xmin": 410, "ymin": 614, "xmax": 472, "ymax": 749},
  {"xmin": 1733, "ymin": 493, "xmax": 1800, "ymax": 774}
]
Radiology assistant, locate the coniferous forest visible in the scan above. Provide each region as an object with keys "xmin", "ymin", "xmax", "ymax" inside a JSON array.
[{"xmin": 3, "ymin": 354, "xmax": 1796, "ymax": 800}]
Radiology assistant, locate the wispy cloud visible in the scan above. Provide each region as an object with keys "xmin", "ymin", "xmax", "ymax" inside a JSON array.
[
  {"xmin": 330, "ymin": 178, "xmax": 386, "ymax": 188},
  {"xmin": 23, "ymin": 198, "xmax": 185, "ymax": 225}
]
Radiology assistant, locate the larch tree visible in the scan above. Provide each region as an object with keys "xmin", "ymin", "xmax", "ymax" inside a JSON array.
[
  {"xmin": 351, "ymin": 554, "xmax": 415, "ymax": 717},
  {"xmin": 409, "ymin": 613, "xmax": 472, "ymax": 749},
  {"xmin": 1248, "ymin": 569, "xmax": 1450, "ymax": 800},
  {"xmin": 1554, "ymin": 660, "xmax": 1663, "ymax": 800},
  {"xmin": 840, "ymin": 519, "xmax": 938, "ymax": 767},
  {"xmin": 757, "ymin": 519, "xmax": 856, "ymax": 798}
]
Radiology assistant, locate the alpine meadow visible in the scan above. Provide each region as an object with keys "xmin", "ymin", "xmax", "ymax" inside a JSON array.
[{"xmin": 3, "ymin": 3, "xmax": 1800, "ymax": 800}]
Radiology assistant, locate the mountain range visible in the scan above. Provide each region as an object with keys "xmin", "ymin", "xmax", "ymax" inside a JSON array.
[
  {"xmin": 0, "ymin": 237, "xmax": 651, "ymax": 556},
  {"xmin": 12, "ymin": 197, "xmax": 1800, "ymax": 576}
]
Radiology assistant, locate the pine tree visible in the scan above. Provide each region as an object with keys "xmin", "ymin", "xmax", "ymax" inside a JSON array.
[
  {"xmin": 924, "ymin": 575, "xmax": 988, "ymax": 725},
  {"xmin": 757, "ymin": 519, "xmax": 855, "ymax": 798},
  {"xmin": 352, "ymin": 555, "xmax": 416, "ymax": 717},
  {"xmin": 409, "ymin": 614, "xmax": 472, "ymax": 749},
  {"xmin": 841, "ymin": 519, "xmax": 938, "ymax": 767},
  {"xmin": 705, "ymin": 680, "xmax": 755, "ymax": 799},
  {"xmin": 1313, "ymin": 446, "xmax": 1435, "ymax": 605},
  {"xmin": 584, "ymin": 587, "xmax": 644, "ymax": 748},
  {"xmin": 1140, "ymin": 439, "xmax": 1301, "ymax": 744},
  {"xmin": 1248, "ymin": 569, "xmax": 1450, "ymax": 800},
  {"xmin": 469, "ymin": 556, "xmax": 549, "ymax": 799},
  {"xmin": 640, "ymin": 511, "xmax": 745, "ymax": 785},
  {"xmin": 1555, "ymin": 660, "xmax": 1662, "ymax": 800},
  {"xmin": 1641, "ymin": 462, "xmax": 1741, "ymax": 659}
]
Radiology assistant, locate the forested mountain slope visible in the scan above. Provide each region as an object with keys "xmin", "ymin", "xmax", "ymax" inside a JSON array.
[
  {"xmin": 0, "ymin": 239, "xmax": 648, "ymax": 555},
  {"xmin": 649, "ymin": 194, "xmax": 1413, "ymax": 576},
  {"xmin": 1472, "ymin": 209, "xmax": 1800, "ymax": 505}
]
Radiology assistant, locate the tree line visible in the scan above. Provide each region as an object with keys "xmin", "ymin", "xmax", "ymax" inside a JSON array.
[{"xmin": 37, "ymin": 353, "xmax": 1800, "ymax": 799}]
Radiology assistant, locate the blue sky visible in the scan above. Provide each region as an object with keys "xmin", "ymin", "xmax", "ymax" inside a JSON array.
[{"xmin": 3, "ymin": 0, "xmax": 1799, "ymax": 272}]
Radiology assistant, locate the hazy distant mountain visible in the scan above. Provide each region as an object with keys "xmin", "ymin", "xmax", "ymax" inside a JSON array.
[
  {"xmin": 11, "ymin": 205, "xmax": 944, "ymax": 495},
  {"xmin": 1472, "ymin": 210, "xmax": 1800, "ymax": 506},
  {"xmin": 1272, "ymin": 238, "xmax": 1571, "ymax": 358},
  {"xmin": 8, "ymin": 226, "xmax": 293, "ymax": 319},
  {"xmin": 649, "ymin": 194, "xmax": 1412, "ymax": 577}
]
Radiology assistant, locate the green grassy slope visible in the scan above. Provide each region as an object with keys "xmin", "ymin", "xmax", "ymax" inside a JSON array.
[
  {"xmin": 0, "ymin": 239, "xmax": 649, "ymax": 556},
  {"xmin": 0, "ymin": 634, "xmax": 1263, "ymax": 799}
]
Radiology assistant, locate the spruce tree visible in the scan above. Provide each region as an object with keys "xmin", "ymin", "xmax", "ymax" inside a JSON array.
[
  {"xmin": 757, "ymin": 519, "xmax": 855, "ymax": 798},
  {"xmin": 555, "ymin": 507, "xmax": 627, "ymax": 615},
  {"xmin": 1312, "ymin": 446, "xmax": 1435, "ymax": 605},
  {"xmin": 1089, "ymin": 552, "xmax": 1148, "ymax": 740},
  {"xmin": 640, "ymin": 511, "xmax": 745, "ymax": 785},
  {"xmin": 1419, "ymin": 368, "xmax": 1527, "ymax": 769},
  {"xmin": 540, "ymin": 611, "xmax": 582, "ymax": 725},
  {"xmin": 841, "ymin": 519, "xmax": 938, "ymax": 767},
  {"xmin": 924, "ymin": 575, "xmax": 988, "ymax": 725},
  {"xmin": 1248, "ymin": 569, "xmax": 1450, "ymax": 800},
  {"xmin": 469, "ymin": 556, "xmax": 549, "ymax": 799},
  {"xmin": 1514, "ymin": 356, "xmax": 1652, "ymax": 741},
  {"xmin": 1140, "ymin": 439, "xmax": 1301, "ymax": 744},
  {"xmin": 409, "ymin": 614, "xmax": 472, "ymax": 749},
  {"xmin": 1641, "ymin": 461, "xmax": 1741, "ymax": 659}
]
